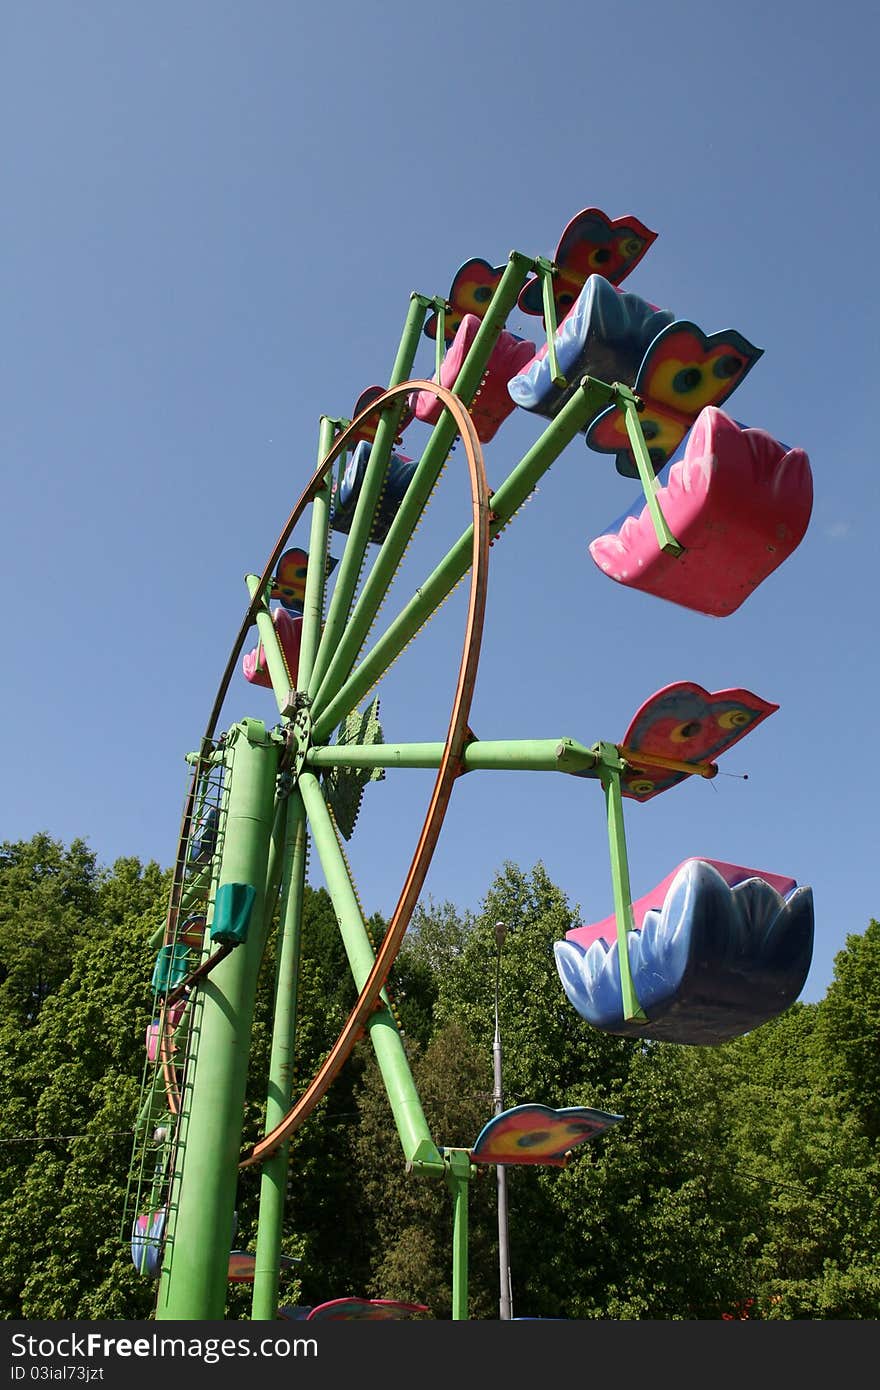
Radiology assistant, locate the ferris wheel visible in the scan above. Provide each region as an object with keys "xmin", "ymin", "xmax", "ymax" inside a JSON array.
[{"xmin": 125, "ymin": 208, "xmax": 815, "ymax": 1321}]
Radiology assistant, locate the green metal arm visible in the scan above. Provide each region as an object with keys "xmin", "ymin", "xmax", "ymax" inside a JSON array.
[
  {"xmin": 433, "ymin": 296, "xmax": 447, "ymax": 381},
  {"xmin": 307, "ymin": 293, "xmax": 428, "ymax": 701},
  {"xmin": 536, "ymin": 256, "xmax": 565, "ymax": 389},
  {"xmin": 298, "ymin": 770, "xmax": 443, "ymax": 1170},
  {"xmin": 251, "ymin": 790, "xmax": 306, "ymax": 1321},
  {"xmin": 614, "ymin": 384, "xmax": 684, "ymax": 558},
  {"xmin": 597, "ymin": 742, "xmax": 648, "ymax": 1023},
  {"xmin": 296, "ymin": 415, "xmax": 337, "ymax": 694},
  {"xmin": 306, "ymin": 736, "xmax": 599, "ymax": 775},
  {"xmin": 308, "ymin": 252, "xmax": 535, "ymax": 723},
  {"xmin": 244, "ymin": 573, "xmax": 295, "ymax": 716}
]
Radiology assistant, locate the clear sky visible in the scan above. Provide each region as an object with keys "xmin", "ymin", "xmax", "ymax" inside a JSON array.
[{"xmin": 3, "ymin": 1, "xmax": 877, "ymax": 1006}]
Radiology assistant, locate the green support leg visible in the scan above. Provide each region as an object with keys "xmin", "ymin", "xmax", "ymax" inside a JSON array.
[
  {"xmin": 600, "ymin": 744, "xmax": 648, "ymax": 1023},
  {"xmin": 446, "ymin": 1150, "xmax": 473, "ymax": 1321},
  {"xmin": 615, "ymin": 384, "xmax": 683, "ymax": 557},
  {"xmin": 251, "ymin": 791, "xmax": 308, "ymax": 1321},
  {"xmin": 155, "ymin": 720, "xmax": 280, "ymax": 1320}
]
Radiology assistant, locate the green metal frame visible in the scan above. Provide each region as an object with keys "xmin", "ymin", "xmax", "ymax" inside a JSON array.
[{"xmin": 137, "ymin": 252, "xmax": 689, "ymax": 1322}]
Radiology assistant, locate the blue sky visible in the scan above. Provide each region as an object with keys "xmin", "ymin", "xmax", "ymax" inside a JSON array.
[{"xmin": 2, "ymin": 1, "xmax": 877, "ymax": 1007}]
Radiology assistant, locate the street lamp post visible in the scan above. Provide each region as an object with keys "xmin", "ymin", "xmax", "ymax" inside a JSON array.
[{"xmin": 493, "ymin": 921, "xmax": 513, "ymax": 1321}]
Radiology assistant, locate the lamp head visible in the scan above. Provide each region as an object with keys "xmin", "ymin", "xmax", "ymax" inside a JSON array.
[{"xmin": 494, "ymin": 921, "xmax": 508, "ymax": 948}]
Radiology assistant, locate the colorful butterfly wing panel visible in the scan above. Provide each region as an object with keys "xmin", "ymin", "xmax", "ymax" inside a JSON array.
[
  {"xmin": 348, "ymin": 385, "xmax": 414, "ymax": 445},
  {"xmin": 471, "ymin": 1103, "xmax": 622, "ymax": 1166},
  {"xmin": 518, "ymin": 208, "xmax": 657, "ymax": 320},
  {"xmin": 271, "ymin": 547, "xmax": 309, "ymax": 614},
  {"xmin": 423, "ymin": 257, "xmax": 505, "ymax": 344},
  {"xmin": 227, "ymin": 1250, "xmax": 300, "ymax": 1283},
  {"xmin": 619, "ymin": 680, "xmax": 779, "ymax": 801},
  {"xmin": 586, "ymin": 322, "xmax": 764, "ymax": 477}
]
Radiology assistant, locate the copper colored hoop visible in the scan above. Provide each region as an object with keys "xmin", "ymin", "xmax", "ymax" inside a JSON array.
[{"xmin": 240, "ymin": 379, "xmax": 490, "ymax": 1166}]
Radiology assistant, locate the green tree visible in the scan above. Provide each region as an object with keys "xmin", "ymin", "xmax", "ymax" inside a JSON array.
[
  {"xmin": 351, "ymin": 1021, "xmax": 497, "ymax": 1319},
  {"xmin": 4, "ymin": 829, "xmax": 878, "ymax": 1322},
  {"xmin": 0, "ymin": 884, "xmax": 164, "ymax": 1317},
  {"xmin": 718, "ymin": 949, "xmax": 880, "ymax": 1319},
  {"xmin": 0, "ymin": 835, "xmax": 102, "ymax": 1026},
  {"xmin": 250, "ymin": 884, "xmax": 373, "ymax": 1309},
  {"xmin": 814, "ymin": 919, "xmax": 880, "ymax": 1142},
  {"xmin": 426, "ymin": 862, "xmax": 640, "ymax": 1317}
]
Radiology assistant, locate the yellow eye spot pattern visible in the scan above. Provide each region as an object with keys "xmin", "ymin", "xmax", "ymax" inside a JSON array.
[
  {"xmin": 650, "ymin": 357, "xmax": 730, "ymax": 411},
  {"xmin": 718, "ymin": 708, "xmax": 751, "ymax": 729},
  {"xmin": 671, "ymin": 720, "xmax": 703, "ymax": 743}
]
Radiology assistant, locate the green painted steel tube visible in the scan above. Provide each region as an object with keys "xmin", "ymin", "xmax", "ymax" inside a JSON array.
[
  {"xmin": 309, "ymin": 253, "xmax": 533, "ymax": 724},
  {"xmin": 312, "ymin": 375, "xmax": 615, "ymax": 742},
  {"xmin": 307, "ymin": 295, "xmax": 426, "ymax": 700},
  {"xmin": 306, "ymin": 737, "xmax": 599, "ymax": 775},
  {"xmin": 600, "ymin": 745, "xmax": 647, "ymax": 1023},
  {"xmin": 434, "ymin": 302, "xmax": 445, "ymax": 380},
  {"xmin": 155, "ymin": 721, "xmax": 280, "ymax": 1320},
  {"xmin": 251, "ymin": 790, "xmax": 307, "ymax": 1321},
  {"xmin": 297, "ymin": 417, "xmax": 337, "ymax": 692},
  {"xmin": 617, "ymin": 387, "xmax": 683, "ymax": 557},
  {"xmin": 245, "ymin": 574, "xmax": 292, "ymax": 715},
  {"xmin": 298, "ymin": 771, "xmax": 441, "ymax": 1168},
  {"xmin": 261, "ymin": 796, "xmax": 289, "ymax": 937},
  {"xmin": 446, "ymin": 1150, "xmax": 472, "ymax": 1321},
  {"xmin": 538, "ymin": 257, "xmax": 565, "ymax": 388}
]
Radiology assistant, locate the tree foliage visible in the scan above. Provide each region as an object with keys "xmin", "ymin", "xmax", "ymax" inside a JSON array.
[
  {"xmin": 1, "ymin": 837, "xmax": 878, "ymax": 1320},
  {"xmin": 0, "ymin": 837, "xmax": 168, "ymax": 1318}
]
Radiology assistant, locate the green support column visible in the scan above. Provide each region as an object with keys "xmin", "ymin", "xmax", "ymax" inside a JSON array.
[
  {"xmin": 155, "ymin": 719, "xmax": 280, "ymax": 1321},
  {"xmin": 251, "ymin": 789, "xmax": 308, "ymax": 1321},
  {"xmin": 600, "ymin": 743, "xmax": 648, "ymax": 1024},
  {"xmin": 446, "ymin": 1150, "xmax": 473, "ymax": 1321}
]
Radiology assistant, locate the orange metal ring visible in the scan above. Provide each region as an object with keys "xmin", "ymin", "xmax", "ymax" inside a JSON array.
[{"xmin": 239, "ymin": 379, "xmax": 490, "ymax": 1167}]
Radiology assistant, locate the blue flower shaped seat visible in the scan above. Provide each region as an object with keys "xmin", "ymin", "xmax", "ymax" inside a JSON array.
[
  {"xmin": 330, "ymin": 440, "xmax": 417, "ymax": 544},
  {"xmin": 507, "ymin": 273, "xmax": 674, "ymax": 422},
  {"xmin": 554, "ymin": 858, "xmax": 814, "ymax": 1044}
]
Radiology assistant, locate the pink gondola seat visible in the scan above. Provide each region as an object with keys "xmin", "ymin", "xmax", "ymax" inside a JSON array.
[
  {"xmin": 410, "ymin": 312, "xmax": 536, "ymax": 442},
  {"xmin": 588, "ymin": 407, "xmax": 812, "ymax": 616},
  {"xmin": 242, "ymin": 606, "xmax": 303, "ymax": 688}
]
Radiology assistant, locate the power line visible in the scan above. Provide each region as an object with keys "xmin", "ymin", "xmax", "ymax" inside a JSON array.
[{"xmin": 0, "ymin": 1130, "xmax": 135, "ymax": 1145}]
